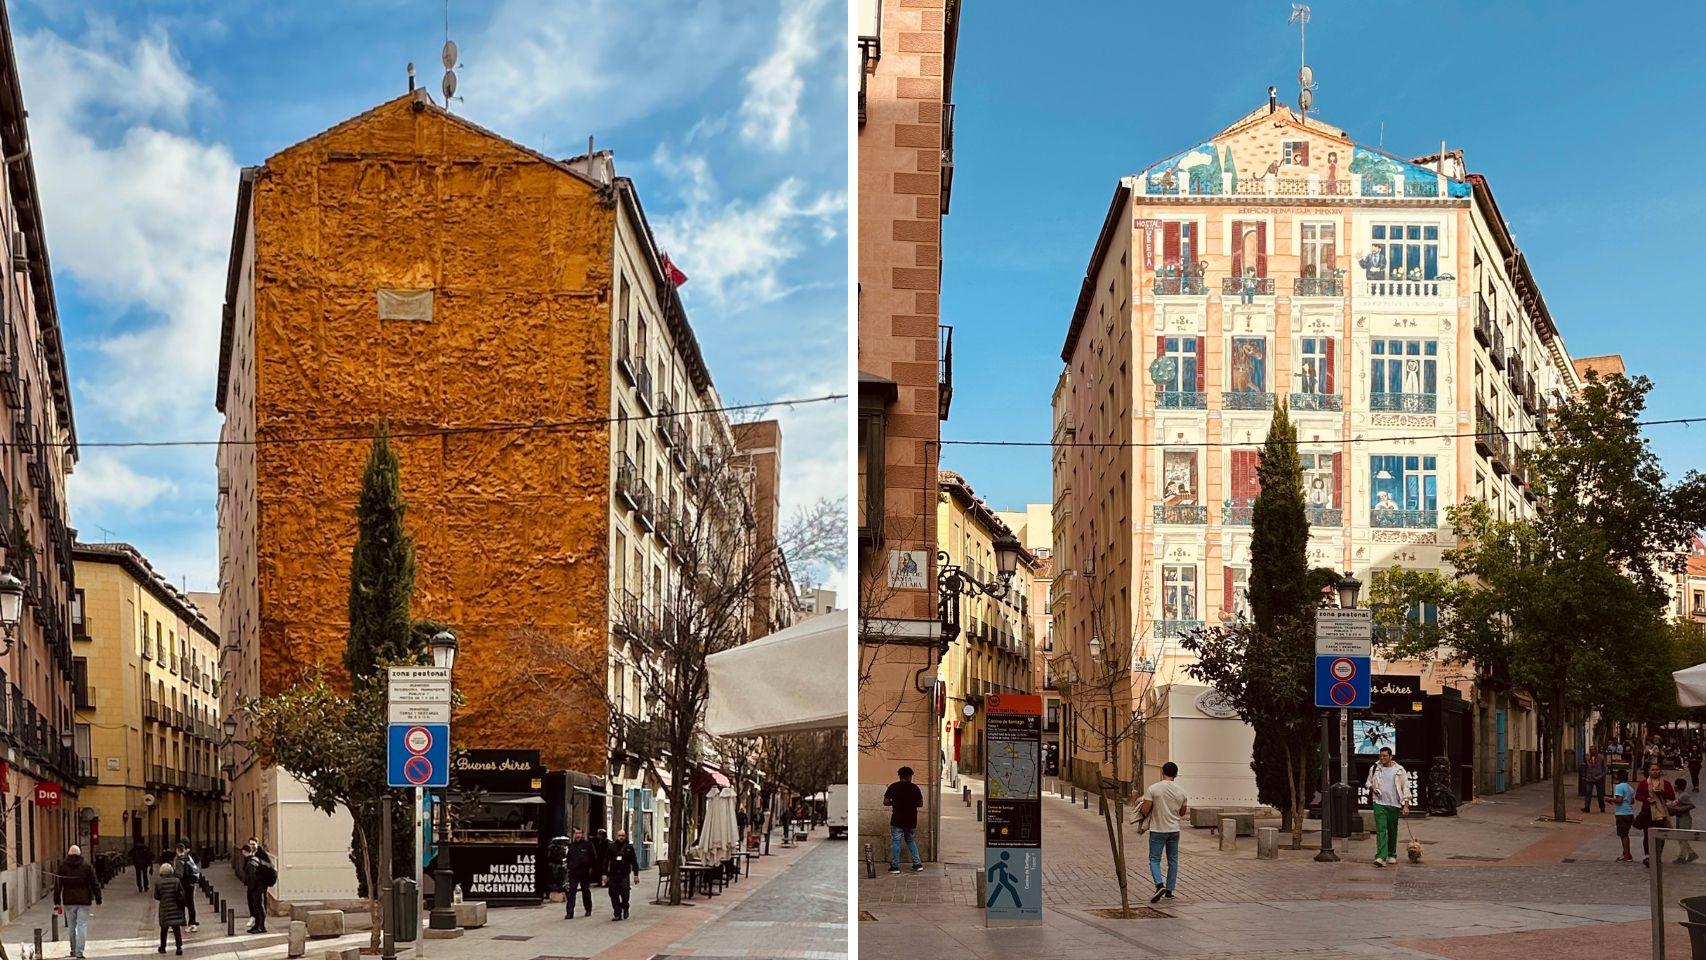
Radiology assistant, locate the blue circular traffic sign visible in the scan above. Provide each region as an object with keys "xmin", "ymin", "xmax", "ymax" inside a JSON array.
[
  {"xmin": 1329, "ymin": 681, "xmax": 1357, "ymax": 706},
  {"xmin": 403, "ymin": 754, "xmax": 433, "ymax": 785}
]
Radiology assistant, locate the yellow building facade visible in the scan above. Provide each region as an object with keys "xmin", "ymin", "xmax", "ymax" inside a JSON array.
[{"xmin": 73, "ymin": 543, "xmax": 223, "ymax": 859}]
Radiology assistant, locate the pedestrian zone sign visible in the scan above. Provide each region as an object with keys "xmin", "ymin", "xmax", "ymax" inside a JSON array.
[{"xmin": 387, "ymin": 722, "xmax": 449, "ymax": 788}]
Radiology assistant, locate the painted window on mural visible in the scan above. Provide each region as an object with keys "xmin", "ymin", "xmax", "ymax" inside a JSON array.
[
  {"xmin": 1300, "ymin": 222, "xmax": 1336, "ymax": 277},
  {"xmin": 1363, "ymin": 223, "xmax": 1439, "ymax": 280},
  {"xmin": 1161, "ymin": 221, "xmax": 1201, "ymax": 270},
  {"xmin": 1156, "ymin": 336, "xmax": 1203, "ymax": 392},
  {"xmin": 1370, "ymin": 339, "xmax": 1437, "ymax": 397},
  {"xmin": 1230, "ymin": 221, "xmax": 1267, "ymax": 278},
  {"xmin": 1163, "ymin": 565, "xmax": 1197, "ymax": 621},
  {"xmin": 1370, "ymin": 455, "xmax": 1438, "ymax": 513},
  {"xmin": 1229, "ymin": 449, "xmax": 1261, "ymax": 505},
  {"xmin": 1162, "ymin": 450, "xmax": 1199, "ymax": 505},
  {"xmin": 1283, "ymin": 140, "xmax": 1310, "ymax": 166},
  {"xmin": 1222, "ymin": 566, "xmax": 1250, "ymax": 621},
  {"xmin": 1298, "ymin": 337, "xmax": 1334, "ymax": 394},
  {"xmin": 1228, "ymin": 337, "xmax": 1266, "ymax": 393},
  {"xmin": 1300, "ymin": 452, "xmax": 1342, "ymax": 509}
]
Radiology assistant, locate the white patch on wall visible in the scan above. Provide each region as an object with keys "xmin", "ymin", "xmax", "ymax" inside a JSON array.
[{"xmin": 377, "ymin": 288, "xmax": 434, "ymax": 322}]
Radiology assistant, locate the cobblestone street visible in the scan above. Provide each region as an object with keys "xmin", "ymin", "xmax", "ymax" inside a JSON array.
[{"xmin": 858, "ymin": 776, "xmax": 1701, "ymax": 959}]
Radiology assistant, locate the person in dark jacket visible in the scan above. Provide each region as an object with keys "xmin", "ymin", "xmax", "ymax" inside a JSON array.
[
  {"xmin": 242, "ymin": 842, "xmax": 275, "ymax": 933},
  {"xmin": 563, "ymin": 828, "xmax": 598, "ymax": 918},
  {"xmin": 130, "ymin": 841, "xmax": 155, "ymax": 891},
  {"xmin": 172, "ymin": 842, "xmax": 200, "ymax": 931},
  {"xmin": 54, "ymin": 845, "xmax": 102, "ymax": 960},
  {"xmin": 592, "ymin": 829, "xmax": 612, "ymax": 887},
  {"xmin": 603, "ymin": 830, "xmax": 640, "ymax": 921},
  {"xmin": 155, "ymin": 862, "xmax": 188, "ymax": 955}
]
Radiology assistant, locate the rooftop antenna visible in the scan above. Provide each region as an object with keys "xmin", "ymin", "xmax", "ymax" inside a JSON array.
[
  {"xmin": 441, "ymin": 0, "xmax": 462, "ymax": 111},
  {"xmin": 96, "ymin": 524, "xmax": 114, "ymax": 543},
  {"xmin": 1289, "ymin": 4, "xmax": 1316, "ymax": 123},
  {"xmin": 1378, "ymin": 121, "xmax": 1385, "ymax": 148},
  {"xmin": 407, "ymin": 62, "xmax": 416, "ymax": 93}
]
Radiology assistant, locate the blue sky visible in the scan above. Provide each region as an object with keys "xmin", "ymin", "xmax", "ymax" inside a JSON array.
[
  {"xmin": 939, "ymin": 0, "xmax": 1706, "ymax": 513},
  {"xmin": 15, "ymin": 0, "xmax": 848, "ymax": 592}
]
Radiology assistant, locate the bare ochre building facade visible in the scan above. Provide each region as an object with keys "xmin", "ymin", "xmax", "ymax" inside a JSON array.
[
  {"xmin": 1054, "ymin": 99, "xmax": 1585, "ymax": 804},
  {"xmin": 856, "ymin": 0, "xmax": 961, "ymax": 858}
]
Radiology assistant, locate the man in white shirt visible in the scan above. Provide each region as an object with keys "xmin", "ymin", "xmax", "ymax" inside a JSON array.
[
  {"xmin": 1138, "ymin": 761, "xmax": 1189, "ymax": 902},
  {"xmin": 1364, "ymin": 747, "xmax": 1410, "ymax": 866}
]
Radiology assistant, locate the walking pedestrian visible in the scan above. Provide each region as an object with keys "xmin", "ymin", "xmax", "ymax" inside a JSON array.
[
  {"xmin": 1674, "ymin": 778, "xmax": 1699, "ymax": 864},
  {"xmin": 563, "ymin": 828, "xmax": 597, "ymax": 918},
  {"xmin": 1689, "ymin": 744, "xmax": 1702, "ymax": 792},
  {"xmin": 1138, "ymin": 761, "xmax": 1188, "ymax": 903},
  {"xmin": 883, "ymin": 766, "xmax": 924, "ymax": 873},
  {"xmin": 1365, "ymin": 748, "xmax": 1411, "ymax": 866},
  {"xmin": 130, "ymin": 840, "xmax": 154, "ymax": 892},
  {"xmin": 53, "ymin": 844, "xmax": 101, "ymax": 960},
  {"xmin": 172, "ymin": 841, "xmax": 200, "ymax": 932},
  {"xmin": 1614, "ymin": 769, "xmax": 1637, "ymax": 861},
  {"xmin": 1582, "ymin": 748, "xmax": 1607, "ymax": 813},
  {"xmin": 1636, "ymin": 762, "xmax": 1678, "ymax": 867},
  {"xmin": 154, "ymin": 862, "xmax": 189, "ymax": 955},
  {"xmin": 242, "ymin": 841, "xmax": 276, "ymax": 933},
  {"xmin": 603, "ymin": 829, "xmax": 639, "ymax": 921}
]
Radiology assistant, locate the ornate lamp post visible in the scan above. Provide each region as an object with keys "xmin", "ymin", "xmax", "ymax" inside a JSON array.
[
  {"xmin": 935, "ymin": 532, "xmax": 1023, "ymax": 653},
  {"xmin": 427, "ymin": 630, "xmax": 460, "ymax": 930},
  {"xmin": 0, "ymin": 572, "xmax": 23, "ymax": 652}
]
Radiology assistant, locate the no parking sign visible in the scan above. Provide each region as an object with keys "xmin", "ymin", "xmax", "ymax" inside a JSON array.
[{"xmin": 388, "ymin": 722, "xmax": 449, "ymax": 788}]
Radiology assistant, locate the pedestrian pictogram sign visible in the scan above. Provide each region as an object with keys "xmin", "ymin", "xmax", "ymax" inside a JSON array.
[{"xmin": 388, "ymin": 722, "xmax": 449, "ymax": 788}]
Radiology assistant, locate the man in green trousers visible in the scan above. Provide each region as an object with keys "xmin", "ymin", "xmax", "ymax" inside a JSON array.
[{"xmin": 1364, "ymin": 747, "xmax": 1410, "ymax": 866}]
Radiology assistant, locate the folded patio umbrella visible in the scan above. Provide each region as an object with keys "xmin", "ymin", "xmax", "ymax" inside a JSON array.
[
  {"xmin": 705, "ymin": 609, "xmax": 848, "ymax": 737},
  {"xmin": 1674, "ymin": 663, "xmax": 1706, "ymax": 707}
]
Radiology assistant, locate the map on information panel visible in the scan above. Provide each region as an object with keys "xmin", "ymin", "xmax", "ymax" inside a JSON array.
[{"xmin": 986, "ymin": 740, "xmax": 1039, "ymax": 801}]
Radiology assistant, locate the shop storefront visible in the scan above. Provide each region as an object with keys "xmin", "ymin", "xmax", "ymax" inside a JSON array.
[
  {"xmin": 447, "ymin": 750, "xmax": 547, "ymax": 905},
  {"xmin": 1331, "ymin": 675, "xmax": 1474, "ymax": 813}
]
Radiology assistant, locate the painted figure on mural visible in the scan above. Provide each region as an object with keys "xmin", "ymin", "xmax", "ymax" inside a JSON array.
[
  {"xmin": 1374, "ymin": 490, "xmax": 1400, "ymax": 513},
  {"xmin": 1308, "ymin": 475, "xmax": 1331, "ymax": 508},
  {"xmin": 1326, "ymin": 150, "xmax": 1339, "ymax": 193},
  {"xmin": 1163, "ymin": 451, "xmax": 1197, "ymax": 505},
  {"xmin": 1230, "ymin": 339, "xmax": 1265, "ymax": 393},
  {"xmin": 1402, "ymin": 357, "xmax": 1424, "ymax": 395}
]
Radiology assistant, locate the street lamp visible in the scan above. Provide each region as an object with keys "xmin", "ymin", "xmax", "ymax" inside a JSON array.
[
  {"xmin": 1335, "ymin": 573, "xmax": 1363, "ymax": 611},
  {"xmin": 428, "ymin": 630, "xmax": 459, "ymax": 931},
  {"xmin": 936, "ymin": 535, "xmax": 1025, "ymax": 653},
  {"xmin": 1315, "ymin": 571, "xmax": 1365, "ymax": 863},
  {"xmin": 222, "ymin": 716, "xmax": 238, "ymax": 742},
  {"xmin": 0, "ymin": 572, "xmax": 22, "ymax": 653}
]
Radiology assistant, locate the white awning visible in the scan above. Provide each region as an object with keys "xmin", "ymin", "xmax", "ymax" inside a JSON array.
[
  {"xmin": 705, "ymin": 609, "xmax": 848, "ymax": 737},
  {"xmin": 1675, "ymin": 663, "xmax": 1706, "ymax": 707}
]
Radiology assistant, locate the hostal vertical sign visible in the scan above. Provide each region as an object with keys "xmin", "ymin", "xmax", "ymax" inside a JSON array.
[{"xmin": 983, "ymin": 693, "xmax": 1042, "ymax": 924}]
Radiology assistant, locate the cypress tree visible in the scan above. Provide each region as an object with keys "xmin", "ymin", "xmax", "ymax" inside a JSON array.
[
  {"xmin": 345, "ymin": 425, "xmax": 417, "ymax": 683},
  {"xmin": 1249, "ymin": 403, "xmax": 1311, "ymax": 634}
]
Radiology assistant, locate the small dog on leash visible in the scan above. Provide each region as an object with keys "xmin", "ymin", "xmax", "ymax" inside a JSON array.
[{"xmin": 1407, "ymin": 838, "xmax": 1424, "ymax": 863}]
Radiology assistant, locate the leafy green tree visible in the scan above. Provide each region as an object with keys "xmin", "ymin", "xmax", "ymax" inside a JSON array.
[{"xmin": 1372, "ymin": 373, "xmax": 1706, "ymax": 821}]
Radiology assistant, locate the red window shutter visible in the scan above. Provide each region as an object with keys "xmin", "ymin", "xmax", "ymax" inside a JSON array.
[
  {"xmin": 1297, "ymin": 142, "xmax": 1309, "ymax": 166},
  {"xmin": 1163, "ymin": 222, "xmax": 1181, "ymax": 266},
  {"xmin": 1230, "ymin": 220, "xmax": 1244, "ymax": 277},
  {"xmin": 1324, "ymin": 338, "xmax": 1336, "ymax": 393},
  {"xmin": 1223, "ymin": 566, "xmax": 1235, "ymax": 615},
  {"xmin": 1255, "ymin": 222, "xmax": 1268, "ymax": 277},
  {"xmin": 1157, "ymin": 335, "xmax": 1168, "ymax": 382},
  {"xmin": 1231, "ymin": 450, "xmax": 1260, "ymax": 502},
  {"xmin": 1331, "ymin": 452, "xmax": 1343, "ymax": 509},
  {"xmin": 1194, "ymin": 338, "xmax": 1205, "ymax": 391},
  {"xmin": 1326, "ymin": 223, "xmax": 1336, "ymax": 267}
]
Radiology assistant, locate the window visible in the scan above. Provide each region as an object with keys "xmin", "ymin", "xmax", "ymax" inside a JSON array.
[
  {"xmin": 1228, "ymin": 448, "xmax": 1260, "ymax": 507},
  {"xmin": 1229, "ymin": 221, "xmax": 1268, "ymax": 278},
  {"xmin": 1298, "ymin": 337, "xmax": 1334, "ymax": 394},
  {"xmin": 1283, "ymin": 140, "xmax": 1309, "ymax": 166},
  {"xmin": 1162, "ymin": 566, "xmax": 1197, "ymax": 622},
  {"xmin": 1300, "ymin": 452, "xmax": 1343, "ymax": 516},
  {"xmin": 1368, "ymin": 223, "xmax": 1440, "ymax": 280},
  {"xmin": 141, "ymin": 612, "xmax": 151, "ymax": 658},
  {"xmin": 1370, "ymin": 455, "xmax": 1438, "ymax": 526},
  {"xmin": 1300, "ymin": 222, "xmax": 1336, "ymax": 278},
  {"xmin": 1694, "ymin": 590, "xmax": 1704, "ymax": 615},
  {"xmin": 1161, "ymin": 221, "xmax": 1201, "ymax": 269},
  {"xmin": 1222, "ymin": 565, "xmax": 1250, "ymax": 622},
  {"xmin": 1161, "ymin": 450, "xmax": 1199, "ymax": 505},
  {"xmin": 1228, "ymin": 337, "xmax": 1267, "ymax": 394},
  {"xmin": 1155, "ymin": 337, "xmax": 1203, "ymax": 394},
  {"xmin": 1370, "ymin": 339, "xmax": 1438, "ymax": 411}
]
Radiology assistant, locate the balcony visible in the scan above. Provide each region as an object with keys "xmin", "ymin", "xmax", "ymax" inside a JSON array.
[
  {"xmin": 1222, "ymin": 390, "xmax": 1274, "ymax": 411},
  {"xmin": 1489, "ymin": 329, "xmax": 1507, "ymax": 370},
  {"xmin": 615, "ymin": 589, "xmax": 640, "ymax": 637},
  {"xmin": 1306, "ymin": 505, "xmax": 1344, "ymax": 526},
  {"xmin": 1369, "ymin": 392, "xmax": 1437, "ymax": 414},
  {"xmin": 1156, "ymin": 390, "xmax": 1207, "ymax": 410},
  {"xmin": 1474, "ymin": 296, "xmax": 1493, "ymax": 347},
  {"xmin": 1153, "ymin": 503, "xmax": 1208, "ymax": 525},
  {"xmin": 1290, "ymin": 392, "xmax": 1343, "ymax": 412},
  {"xmin": 1223, "ymin": 499, "xmax": 1253, "ymax": 526},
  {"xmin": 634, "ymin": 479, "xmax": 656, "ymax": 531},
  {"xmin": 1294, "ymin": 275, "xmax": 1345, "ymax": 298},
  {"xmin": 1155, "ymin": 619, "xmax": 1205, "ymax": 639},
  {"xmin": 1354, "ymin": 276, "xmax": 1456, "ymax": 300},
  {"xmin": 655, "ymin": 498, "xmax": 675, "ymax": 545},
  {"xmin": 616, "ymin": 455, "xmax": 640, "ymax": 510},
  {"xmin": 938, "ymin": 324, "xmax": 954, "ymax": 420},
  {"xmin": 941, "ymin": 102, "xmax": 956, "ymax": 216},
  {"xmin": 634, "ymin": 363, "xmax": 654, "ymax": 414},
  {"xmin": 76, "ymin": 756, "xmax": 97, "ymax": 785},
  {"xmin": 1371, "ymin": 508, "xmax": 1438, "ymax": 529},
  {"xmin": 1221, "ymin": 276, "xmax": 1274, "ymax": 299},
  {"xmin": 656, "ymin": 399, "xmax": 677, "ymax": 446},
  {"xmin": 616, "ymin": 319, "xmax": 635, "ymax": 384},
  {"xmin": 1153, "ymin": 269, "xmax": 1208, "ymax": 297}
]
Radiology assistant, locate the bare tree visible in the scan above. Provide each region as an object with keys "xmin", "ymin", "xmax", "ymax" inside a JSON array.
[{"xmin": 856, "ymin": 515, "xmax": 935, "ymax": 754}]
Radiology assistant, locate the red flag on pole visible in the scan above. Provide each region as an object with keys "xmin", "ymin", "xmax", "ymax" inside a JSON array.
[{"xmin": 660, "ymin": 252, "xmax": 688, "ymax": 287}]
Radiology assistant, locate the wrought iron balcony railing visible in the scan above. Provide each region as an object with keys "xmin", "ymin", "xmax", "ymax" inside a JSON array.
[
  {"xmin": 1306, "ymin": 506, "xmax": 1344, "ymax": 526},
  {"xmin": 1156, "ymin": 390, "xmax": 1207, "ymax": 410},
  {"xmin": 1153, "ymin": 272, "xmax": 1208, "ymax": 296},
  {"xmin": 1221, "ymin": 276, "xmax": 1275, "ymax": 298},
  {"xmin": 1155, "ymin": 619, "xmax": 1205, "ymax": 639},
  {"xmin": 1369, "ymin": 392, "xmax": 1437, "ymax": 413},
  {"xmin": 1153, "ymin": 503, "xmax": 1208, "ymax": 525},
  {"xmin": 1222, "ymin": 390, "xmax": 1274, "ymax": 411},
  {"xmin": 1223, "ymin": 500, "xmax": 1254, "ymax": 525},
  {"xmin": 1371, "ymin": 508, "xmax": 1438, "ymax": 529},
  {"xmin": 1290, "ymin": 392, "xmax": 1343, "ymax": 412},
  {"xmin": 1294, "ymin": 276, "xmax": 1345, "ymax": 297}
]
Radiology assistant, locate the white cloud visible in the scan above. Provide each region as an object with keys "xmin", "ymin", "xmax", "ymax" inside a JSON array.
[
  {"xmin": 16, "ymin": 25, "xmax": 237, "ymax": 437},
  {"xmin": 651, "ymin": 144, "xmax": 845, "ymax": 306},
  {"xmin": 68, "ymin": 452, "xmax": 177, "ymax": 512},
  {"xmin": 464, "ymin": 0, "xmax": 768, "ymax": 152},
  {"xmin": 739, "ymin": 0, "xmax": 829, "ymax": 151}
]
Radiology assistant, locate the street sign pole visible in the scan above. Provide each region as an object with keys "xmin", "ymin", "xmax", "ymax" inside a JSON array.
[
  {"xmin": 1314, "ymin": 608, "xmax": 1373, "ymax": 863},
  {"xmin": 1315, "ymin": 710, "xmax": 1336, "ymax": 861}
]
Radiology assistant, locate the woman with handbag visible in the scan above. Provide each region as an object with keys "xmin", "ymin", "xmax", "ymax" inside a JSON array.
[{"xmin": 1635, "ymin": 762, "xmax": 1678, "ymax": 867}]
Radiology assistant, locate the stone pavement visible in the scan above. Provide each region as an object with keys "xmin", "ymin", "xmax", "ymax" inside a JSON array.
[
  {"xmin": 858, "ymin": 773, "xmax": 1703, "ymax": 959},
  {"xmin": 0, "ymin": 831, "xmax": 846, "ymax": 960}
]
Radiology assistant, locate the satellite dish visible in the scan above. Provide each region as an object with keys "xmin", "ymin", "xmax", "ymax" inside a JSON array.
[
  {"xmin": 442, "ymin": 69, "xmax": 458, "ymax": 100},
  {"xmin": 1299, "ymin": 88, "xmax": 1315, "ymax": 112},
  {"xmin": 441, "ymin": 40, "xmax": 458, "ymax": 69},
  {"xmin": 1299, "ymin": 64, "xmax": 1313, "ymax": 88}
]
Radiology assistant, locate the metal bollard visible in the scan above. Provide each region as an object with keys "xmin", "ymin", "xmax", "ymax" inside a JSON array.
[
  {"xmin": 863, "ymin": 842, "xmax": 876, "ymax": 879},
  {"xmin": 976, "ymin": 799, "xmax": 983, "ymax": 822},
  {"xmin": 227, "ymin": 906, "xmax": 236, "ymax": 936},
  {"xmin": 33, "ymin": 928, "xmax": 42, "ymax": 957},
  {"xmin": 51, "ymin": 910, "xmax": 58, "ymax": 941},
  {"xmin": 1082, "ymin": 792, "xmax": 1089, "ymax": 809},
  {"xmin": 963, "ymin": 785, "xmax": 971, "ymax": 806}
]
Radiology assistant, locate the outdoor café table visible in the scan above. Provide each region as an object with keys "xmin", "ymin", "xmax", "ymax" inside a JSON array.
[
  {"xmin": 741, "ymin": 852, "xmax": 759, "ymax": 877},
  {"xmin": 682, "ymin": 862, "xmax": 719, "ymax": 898}
]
